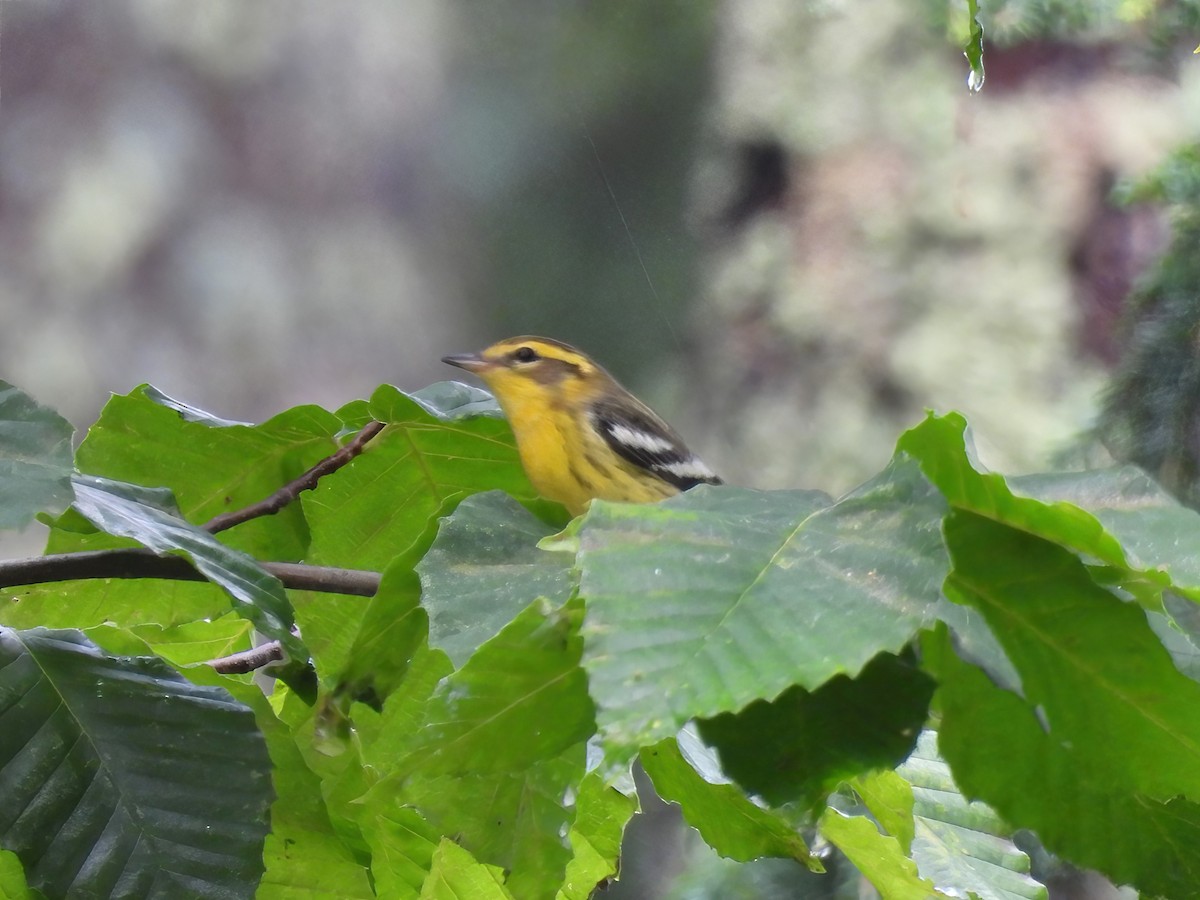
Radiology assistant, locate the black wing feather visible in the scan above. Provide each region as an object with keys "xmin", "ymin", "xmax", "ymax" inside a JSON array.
[{"xmin": 590, "ymin": 400, "xmax": 722, "ymax": 491}]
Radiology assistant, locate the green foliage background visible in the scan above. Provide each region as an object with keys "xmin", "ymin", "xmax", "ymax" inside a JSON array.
[{"xmin": 6, "ymin": 374, "xmax": 1200, "ymax": 898}]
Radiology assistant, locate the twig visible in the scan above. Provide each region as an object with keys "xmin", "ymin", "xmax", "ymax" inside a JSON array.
[
  {"xmin": 207, "ymin": 640, "xmax": 284, "ymax": 674},
  {"xmin": 203, "ymin": 420, "xmax": 386, "ymax": 534},
  {"xmin": 0, "ymin": 549, "xmax": 380, "ymax": 596},
  {"xmin": 256, "ymin": 562, "xmax": 380, "ymax": 596}
]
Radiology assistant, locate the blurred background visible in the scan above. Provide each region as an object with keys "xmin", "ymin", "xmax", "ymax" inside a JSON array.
[
  {"xmin": 3, "ymin": 0, "xmax": 1200, "ymax": 896},
  {"xmin": 4, "ymin": 0, "xmax": 1200, "ymax": 490}
]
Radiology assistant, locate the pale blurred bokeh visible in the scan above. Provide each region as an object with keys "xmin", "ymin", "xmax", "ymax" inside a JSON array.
[
  {"xmin": 689, "ymin": 2, "xmax": 1200, "ymax": 498},
  {"xmin": 0, "ymin": 0, "xmax": 715, "ymax": 430},
  {"xmin": 5, "ymin": 0, "xmax": 1196, "ymax": 491}
]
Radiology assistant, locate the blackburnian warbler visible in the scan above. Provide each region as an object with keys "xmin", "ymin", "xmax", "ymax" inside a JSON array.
[{"xmin": 442, "ymin": 336, "xmax": 722, "ymax": 515}]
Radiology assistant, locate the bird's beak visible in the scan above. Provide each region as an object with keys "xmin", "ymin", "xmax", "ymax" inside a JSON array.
[{"xmin": 441, "ymin": 352, "xmax": 493, "ymax": 374}]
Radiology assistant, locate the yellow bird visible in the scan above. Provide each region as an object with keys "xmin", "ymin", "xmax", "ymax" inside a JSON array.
[{"xmin": 442, "ymin": 336, "xmax": 721, "ymax": 516}]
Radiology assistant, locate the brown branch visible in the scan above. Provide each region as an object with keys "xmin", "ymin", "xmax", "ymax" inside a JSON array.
[
  {"xmin": 203, "ymin": 420, "xmax": 386, "ymax": 534},
  {"xmin": 255, "ymin": 562, "xmax": 380, "ymax": 596},
  {"xmin": 0, "ymin": 549, "xmax": 380, "ymax": 596},
  {"xmin": 207, "ymin": 640, "xmax": 284, "ymax": 674}
]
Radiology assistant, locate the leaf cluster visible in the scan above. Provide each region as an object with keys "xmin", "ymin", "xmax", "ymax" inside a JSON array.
[{"xmin": 4, "ymin": 378, "xmax": 1200, "ymax": 897}]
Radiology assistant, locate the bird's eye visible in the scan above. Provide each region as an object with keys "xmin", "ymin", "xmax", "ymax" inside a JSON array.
[{"xmin": 513, "ymin": 346, "xmax": 539, "ymax": 364}]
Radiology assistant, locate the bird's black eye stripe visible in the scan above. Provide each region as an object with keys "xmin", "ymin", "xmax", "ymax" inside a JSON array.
[{"xmin": 512, "ymin": 346, "xmax": 539, "ymax": 364}]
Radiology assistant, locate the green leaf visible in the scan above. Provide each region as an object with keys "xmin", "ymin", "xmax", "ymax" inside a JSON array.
[
  {"xmin": 1151, "ymin": 594, "xmax": 1200, "ymax": 682},
  {"xmin": 697, "ymin": 650, "xmax": 933, "ymax": 809},
  {"xmin": 205, "ymin": 681, "xmax": 374, "ymax": 900},
  {"xmin": 0, "ymin": 850, "xmax": 32, "ymax": 900},
  {"xmin": 819, "ymin": 808, "xmax": 951, "ymax": 900},
  {"xmin": 63, "ymin": 386, "xmax": 342, "ymax": 562},
  {"xmin": 0, "ymin": 627, "xmax": 272, "ymax": 899},
  {"xmin": 0, "ymin": 381, "xmax": 74, "ymax": 530},
  {"xmin": 292, "ymin": 574, "xmax": 398, "ymax": 701},
  {"xmin": 0, "ymin": 576, "xmax": 230, "ymax": 635},
  {"xmin": 929, "ymin": 511, "xmax": 1200, "ymax": 897},
  {"xmin": 364, "ymin": 806, "xmax": 442, "ymax": 900},
  {"xmin": 556, "ymin": 774, "xmax": 636, "ymax": 900},
  {"xmin": 899, "ymin": 411, "xmax": 1200, "ymax": 692},
  {"xmin": 303, "ymin": 384, "xmax": 537, "ymax": 570},
  {"xmin": 419, "ymin": 839, "xmax": 515, "ymax": 900},
  {"xmin": 898, "ymin": 731, "xmax": 1046, "ymax": 900},
  {"xmin": 408, "ymin": 381, "xmax": 504, "ymax": 420},
  {"xmin": 69, "ymin": 473, "xmax": 305, "ymax": 661},
  {"xmin": 368, "ymin": 748, "xmax": 583, "ymax": 900},
  {"xmin": 417, "ymin": 491, "xmax": 574, "ymax": 667},
  {"xmin": 898, "ymin": 413, "xmax": 1200, "ymax": 605},
  {"xmin": 359, "ymin": 638, "xmax": 583, "ymax": 899},
  {"xmin": 127, "ymin": 616, "xmax": 254, "ymax": 667},
  {"xmin": 1013, "ymin": 466, "xmax": 1200, "ymax": 606},
  {"xmin": 578, "ymin": 456, "xmax": 948, "ymax": 761},
  {"xmin": 398, "ymin": 597, "xmax": 594, "ymax": 776},
  {"xmin": 84, "ymin": 616, "xmax": 254, "ymax": 669},
  {"xmin": 850, "ymin": 770, "xmax": 915, "ymax": 855},
  {"xmin": 139, "ymin": 385, "xmax": 252, "ymax": 427},
  {"xmin": 640, "ymin": 735, "xmax": 821, "ymax": 870},
  {"xmin": 270, "ymin": 693, "xmax": 381, "ymax": 860},
  {"xmin": 322, "ymin": 508, "xmax": 452, "ymax": 710},
  {"xmin": 359, "ymin": 644, "xmax": 455, "ymax": 770}
]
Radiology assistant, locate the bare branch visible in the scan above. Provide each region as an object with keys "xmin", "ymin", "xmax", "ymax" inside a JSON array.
[
  {"xmin": 207, "ymin": 640, "xmax": 284, "ymax": 674},
  {"xmin": 260, "ymin": 562, "xmax": 380, "ymax": 596},
  {"xmin": 203, "ymin": 420, "xmax": 386, "ymax": 534},
  {"xmin": 0, "ymin": 549, "xmax": 380, "ymax": 597}
]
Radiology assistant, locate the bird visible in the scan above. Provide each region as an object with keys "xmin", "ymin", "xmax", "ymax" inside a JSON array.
[{"xmin": 442, "ymin": 336, "xmax": 721, "ymax": 516}]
